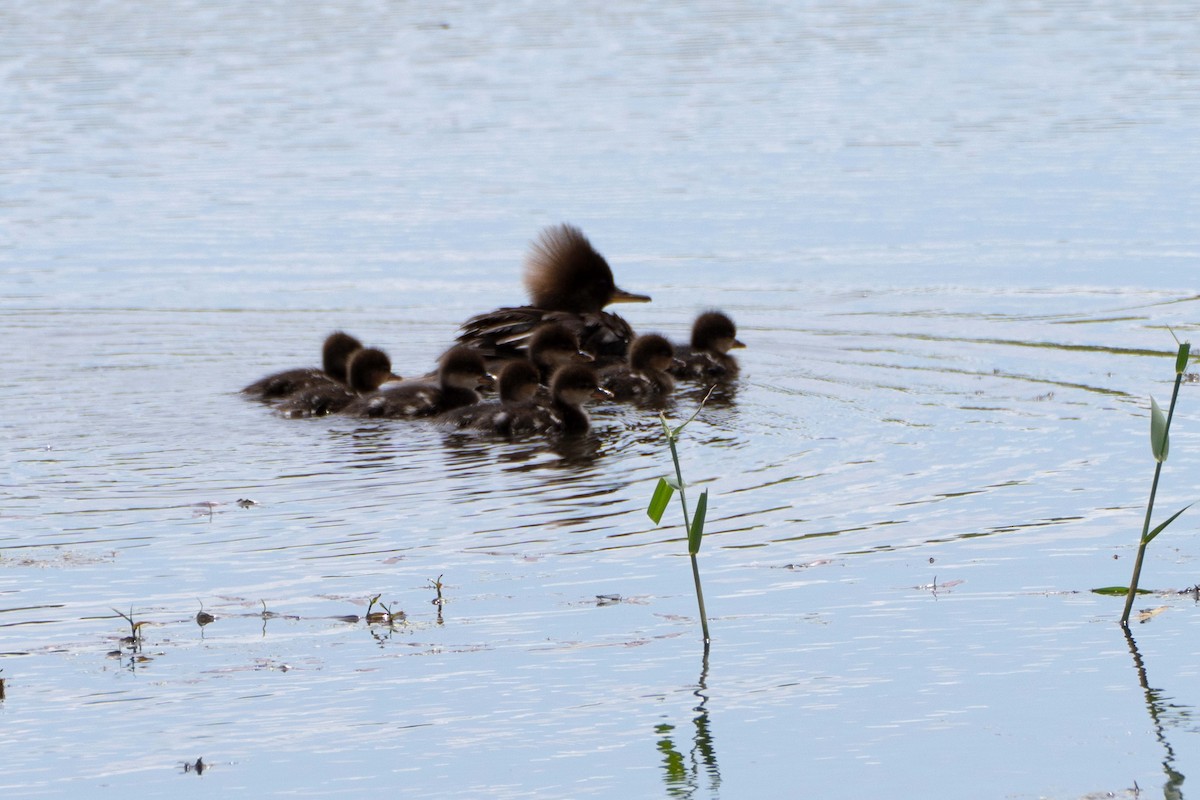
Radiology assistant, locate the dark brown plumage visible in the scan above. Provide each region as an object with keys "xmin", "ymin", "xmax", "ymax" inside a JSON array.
[
  {"xmin": 437, "ymin": 360, "xmax": 542, "ymax": 431},
  {"xmin": 600, "ymin": 333, "xmax": 678, "ymax": 401},
  {"xmin": 342, "ymin": 346, "xmax": 493, "ymax": 418},
  {"xmin": 241, "ymin": 331, "xmax": 363, "ymax": 400},
  {"xmin": 669, "ymin": 311, "xmax": 745, "ymax": 380},
  {"xmin": 456, "ymin": 224, "xmax": 650, "ymax": 366},
  {"xmin": 276, "ymin": 348, "xmax": 399, "ymax": 418}
]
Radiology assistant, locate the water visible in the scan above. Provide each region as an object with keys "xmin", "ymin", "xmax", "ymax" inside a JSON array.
[{"xmin": 3, "ymin": 1, "xmax": 1200, "ymax": 797}]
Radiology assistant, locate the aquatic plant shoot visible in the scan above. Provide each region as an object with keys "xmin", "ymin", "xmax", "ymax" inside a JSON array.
[
  {"xmin": 1120, "ymin": 336, "xmax": 1193, "ymax": 628},
  {"xmin": 647, "ymin": 388, "xmax": 715, "ymax": 646}
]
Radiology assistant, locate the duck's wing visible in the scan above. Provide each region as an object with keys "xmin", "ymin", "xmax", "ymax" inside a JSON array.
[{"xmin": 456, "ymin": 306, "xmax": 635, "ymax": 364}]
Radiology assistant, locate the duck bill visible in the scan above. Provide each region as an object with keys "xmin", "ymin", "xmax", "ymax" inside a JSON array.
[
  {"xmin": 477, "ymin": 373, "xmax": 497, "ymax": 390},
  {"xmin": 730, "ymin": 338, "xmax": 747, "ymax": 350},
  {"xmin": 609, "ymin": 286, "xmax": 652, "ymax": 304},
  {"xmin": 574, "ymin": 349, "xmax": 595, "ymax": 363},
  {"xmin": 591, "ymin": 387, "xmax": 615, "ymax": 401}
]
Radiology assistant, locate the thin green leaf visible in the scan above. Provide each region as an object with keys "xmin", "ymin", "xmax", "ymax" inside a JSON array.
[
  {"xmin": 688, "ymin": 490, "xmax": 708, "ymax": 555},
  {"xmin": 1175, "ymin": 342, "xmax": 1192, "ymax": 375},
  {"xmin": 1092, "ymin": 586, "xmax": 1153, "ymax": 597},
  {"xmin": 1150, "ymin": 395, "xmax": 1169, "ymax": 463},
  {"xmin": 647, "ymin": 478, "xmax": 675, "ymax": 524},
  {"xmin": 1143, "ymin": 502, "xmax": 1193, "ymax": 545}
]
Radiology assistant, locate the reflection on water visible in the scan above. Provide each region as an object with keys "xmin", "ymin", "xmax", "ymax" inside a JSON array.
[
  {"xmin": 658, "ymin": 650, "xmax": 721, "ymax": 798},
  {"xmin": 1125, "ymin": 630, "xmax": 1189, "ymax": 800}
]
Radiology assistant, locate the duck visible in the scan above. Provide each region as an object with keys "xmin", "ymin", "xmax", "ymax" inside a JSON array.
[
  {"xmin": 599, "ymin": 333, "xmax": 679, "ymax": 401},
  {"xmin": 342, "ymin": 346, "xmax": 494, "ymax": 418},
  {"xmin": 503, "ymin": 364, "xmax": 613, "ymax": 436},
  {"xmin": 242, "ymin": 331, "xmax": 364, "ymax": 400},
  {"xmin": 455, "ymin": 224, "xmax": 651, "ymax": 366},
  {"xmin": 276, "ymin": 348, "xmax": 400, "ymax": 418},
  {"xmin": 437, "ymin": 359, "xmax": 542, "ymax": 431},
  {"xmin": 668, "ymin": 311, "xmax": 745, "ymax": 380}
]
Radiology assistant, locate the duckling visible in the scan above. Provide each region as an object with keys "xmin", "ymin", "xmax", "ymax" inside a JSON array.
[
  {"xmin": 276, "ymin": 348, "xmax": 400, "ymax": 418},
  {"xmin": 526, "ymin": 323, "xmax": 595, "ymax": 381},
  {"xmin": 600, "ymin": 333, "xmax": 679, "ymax": 401},
  {"xmin": 437, "ymin": 360, "xmax": 542, "ymax": 431},
  {"xmin": 242, "ymin": 331, "xmax": 364, "ymax": 400},
  {"xmin": 504, "ymin": 364, "xmax": 613, "ymax": 436},
  {"xmin": 669, "ymin": 311, "xmax": 745, "ymax": 379},
  {"xmin": 342, "ymin": 346, "xmax": 494, "ymax": 418},
  {"xmin": 456, "ymin": 224, "xmax": 650, "ymax": 366}
]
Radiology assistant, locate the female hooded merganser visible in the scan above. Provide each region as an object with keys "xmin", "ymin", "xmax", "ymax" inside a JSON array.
[
  {"xmin": 600, "ymin": 333, "xmax": 680, "ymax": 401},
  {"xmin": 242, "ymin": 331, "xmax": 364, "ymax": 400},
  {"xmin": 276, "ymin": 348, "xmax": 400, "ymax": 418},
  {"xmin": 437, "ymin": 359, "xmax": 542, "ymax": 431},
  {"xmin": 668, "ymin": 311, "xmax": 745, "ymax": 379},
  {"xmin": 456, "ymin": 224, "xmax": 651, "ymax": 365},
  {"xmin": 342, "ymin": 346, "xmax": 494, "ymax": 418}
]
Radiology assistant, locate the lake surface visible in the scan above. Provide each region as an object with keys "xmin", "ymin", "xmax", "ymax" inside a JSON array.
[{"xmin": 3, "ymin": 2, "xmax": 1200, "ymax": 797}]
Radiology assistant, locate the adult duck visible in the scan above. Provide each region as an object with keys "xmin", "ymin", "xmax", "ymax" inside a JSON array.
[{"xmin": 456, "ymin": 224, "xmax": 650, "ymax": 366}]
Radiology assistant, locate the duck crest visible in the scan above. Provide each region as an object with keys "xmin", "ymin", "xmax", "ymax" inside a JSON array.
[{"xmin": 525, "ymin": 224, "xmax": 615, "ymax": 313}]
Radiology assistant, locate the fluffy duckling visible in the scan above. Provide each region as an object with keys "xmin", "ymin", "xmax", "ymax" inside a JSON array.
[
  {"xmin": 600, "ymin": 333, "xmax": 679, "ymax": 401},
  {"xmin": 504, "ymin": 364, "xmax": 613, "ymax": 436},
  {"xmin": 669, "ymin": 311, "xmax": 745, "ymax": 379},
  {"xmin": 526, "ymin": 323, "xmax": 594, "ymax": 381},
  {"xmin": 342, "ymin": 346, "xmax": 494, "ymax": 418},
  {"xmin": 437, "ymin": 360, "xmax": 542, "ymax": 431},
  {"xmin": 456, "ymin": 224, "xmax": 650, "ymax": 366},
  {"xmin": 242, "ymin": 331, "xmax": 364, "ymax": 400},
  {"xmin": 276, "ymin": 348, "xmax": 399, "ymax": 418}
]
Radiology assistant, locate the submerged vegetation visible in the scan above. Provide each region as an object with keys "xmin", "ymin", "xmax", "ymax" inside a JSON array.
[
  {"xmin": 1119, "ymin": 335, "xmax": 1194, "ymax": 628},
  {"xmin": 647, "ymin": 388, "xmax": 715, "ymax": 647}
]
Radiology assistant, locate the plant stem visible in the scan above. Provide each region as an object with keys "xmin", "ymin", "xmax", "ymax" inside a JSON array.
[
  {"xmin": 667, "ymin": 432, "xmax": 710, "ymax": 644},
  {"xmin": 667, "ymin": 436, "xmax": 691, "ymax": 532},
  {"xmin": 1121, "ymin": 461, "xmax": 1164, "ymax": 628},
  {"xmin": 1121, "ymin": 368, "xmax": 1186, "ymax": 628},
  {"xmin": 690, "ymin": 552, "xmax": 711, "ymax": 646}
]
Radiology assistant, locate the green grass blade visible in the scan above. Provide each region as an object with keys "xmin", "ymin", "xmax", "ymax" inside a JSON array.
[
  {"xmin": 1175, "ymin": 342, "xmax": 1191, "ymax": 374},
  {"xmin": 1092, "ymin": 586, "xmax": 1153, "ymax": 597},
  {"xmin": 1150, "ymin": 395, "xmax": 1169, "ymax": 463},
  {"xmin": 688, "ymin": 490, "xmax": 708, "ymax": 555},
  {"xmin": 647, "ymin": 477, "xmax": 675, "ymax": 524},
  {"xmin": 1143, "ymin": 502, "xmax": 1193, "ymax": 545}
]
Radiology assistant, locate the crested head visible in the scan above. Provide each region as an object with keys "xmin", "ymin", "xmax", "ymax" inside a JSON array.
[
  {"xmin": 322, "ymin": 330, "xmax": 365, "ymax": 377},
  {"xmin": 692, "ymin": 311, "xmax": 743, "ymax": 353},
  {"xmin": 498, "ymin": 359, "xmax": 541, "ymax": 402},
  {"xmin": 629, "ymin": 333, "xmax": 675, "ymax": 372},
  {"xmin": 524, "ymin": 224, "xmax": 619, "ymax": 313}
]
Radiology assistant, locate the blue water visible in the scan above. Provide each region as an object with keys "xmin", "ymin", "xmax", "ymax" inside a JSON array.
[{"xmin": 3, "ymin": 2, "xmax": 1200, "ymax": 798}]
